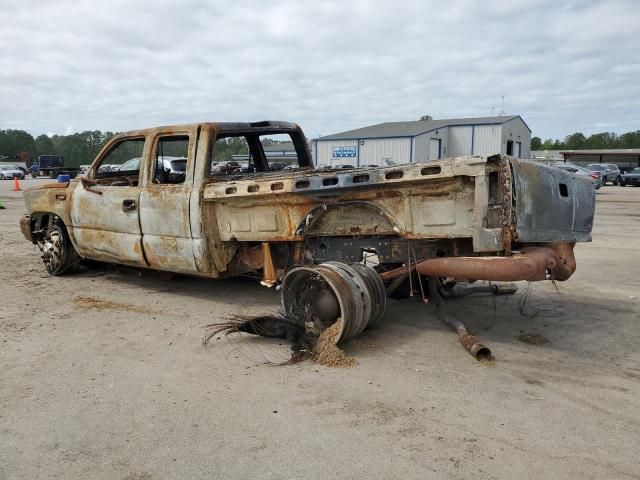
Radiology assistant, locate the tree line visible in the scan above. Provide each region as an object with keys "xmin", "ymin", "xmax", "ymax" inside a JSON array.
[
  {"xmin": 531, "ymin": 131, "xmax": 640, "ymax": 151},
  {"xmin": 2, "ymin": 128, "xmax": 640, "ymax": 167},
  {"xmin": 0, "ymin": 129, "xmax": 116, "ymax": 167}
]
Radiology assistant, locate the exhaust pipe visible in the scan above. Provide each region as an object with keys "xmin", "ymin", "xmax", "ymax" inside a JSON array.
[
  {"xmin": 427, "ymin": 278, "xmax": 492, "ymax": 361},
  {"xmin": 417, "ymin": 242, "xmax": 576, "ymax": 282}
]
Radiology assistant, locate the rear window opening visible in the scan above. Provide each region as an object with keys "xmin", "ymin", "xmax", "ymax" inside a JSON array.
[{"xmin": 209, "ymin": 132, "xmax": 310, "ymax": 178}]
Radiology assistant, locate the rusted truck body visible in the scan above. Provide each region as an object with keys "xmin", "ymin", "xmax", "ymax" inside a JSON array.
[
  {"xmin": 20, "ymin": 121, "xmax": 595, "ymax": 283},
  {"xmin": 20, "ymin": 121, "xmax": 597, "ymax": 358}
]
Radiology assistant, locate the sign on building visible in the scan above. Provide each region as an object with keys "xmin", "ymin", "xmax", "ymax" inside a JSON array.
[{"xmin": 332, "ymin": 146, "xmax": 356, "ymax": 158}]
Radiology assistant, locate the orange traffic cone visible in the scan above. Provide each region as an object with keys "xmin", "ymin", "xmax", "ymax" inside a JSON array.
[{"xmin": 13, "ymin": 176, "xmax": 21, "ymax": 191}]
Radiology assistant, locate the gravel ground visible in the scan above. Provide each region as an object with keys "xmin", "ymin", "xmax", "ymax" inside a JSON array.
[{"xmin": 1, "ymin": 178, "xmax": 639, "ymax": 479}]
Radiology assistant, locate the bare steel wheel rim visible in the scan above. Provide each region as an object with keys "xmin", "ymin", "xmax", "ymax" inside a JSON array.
[{"xmin": 41, "ymin": 226, "xmax": 63, "ymax": 273}]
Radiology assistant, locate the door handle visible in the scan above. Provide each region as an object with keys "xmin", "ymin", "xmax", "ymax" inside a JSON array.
[{"xmin": 122, "ymin": 199, "xmax": 137, "ymax": 212}]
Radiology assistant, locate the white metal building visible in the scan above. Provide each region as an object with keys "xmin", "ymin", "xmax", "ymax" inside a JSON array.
[{"xmin": 312, "ymin": 116, "xmax": 531, "ymax": 167}]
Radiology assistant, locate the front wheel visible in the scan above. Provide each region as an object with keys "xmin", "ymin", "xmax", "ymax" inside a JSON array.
[
  {"xmin": 0, "ymin": 174, "xmax": 5, "ymax": 180},
  {"xmin": 614, "ymin": 176, "xmax": 620, "ymax": 186},
  {"xmin": 38, "ymin": 220, "xmax": 80, "ymax": 275}
]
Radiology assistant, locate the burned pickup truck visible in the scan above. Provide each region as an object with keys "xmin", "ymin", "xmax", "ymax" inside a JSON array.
[{"xmin": 20, "ymin": 121, "xmax": 596, "ymax": 359}]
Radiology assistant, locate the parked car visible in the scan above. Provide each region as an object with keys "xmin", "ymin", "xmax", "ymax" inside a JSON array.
[
  {"xmin": 97, "ymin": 164, "xmax": 119, "ymax": 173},
  {"xmin": 211, "ymin": 161, "xmax": 241, "ymax": 175},
  {"xmin": 587, "ymin": 163, "xmax": 621, "ymax": 185},
  {"xmin": 116, "ymin": 156, "xmax": 187, "ymax": 184},
  {"xmin": 268, "ymin": 161, "xmax": 287, "ymax": 171},
  {"xmin": 555, "ymin": 164, "xmax": 601, "ymax": 189},
  {"xmin": 620, "ymin": 167, "xmax": 640, "ymax": 187},
  {"xmin": 0, "ymin": 165, "xmax": 25, "ymax": 180}
]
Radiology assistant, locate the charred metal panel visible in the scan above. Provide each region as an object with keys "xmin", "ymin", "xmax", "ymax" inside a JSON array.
[
  {"xmin": 19, "ymin": 215, "xmax": 34, "ymax": 242},
  {"xmin": 71, "ymin": 227, "xmax": 146, "ymax": 266},
  {"xmin": 408, "ymin": 188, "xmax": 474, "ymax": 237},
  {"xmin": 300, "ymin": 203, "xmax": 397, "ymax": 237},
  {"xmin": 69, "ymin": 184, "xmax": 145, "ymax": 265},
  {"xmin": 204, "ymin": 158, "xmax": 491, "ymax": 245},
  {"xmin": 142, "ymin": 235, "xmax": 197, "ymax": 273},
  {"xmin": 137, "ymin": 126, "xmax": 200, "ymax": 274},
  {"xmin": 511, "ymin": 159, "xmax": 595, "ymax": 242},
  {"xmin": 140, "ymin": 185, "xmax": 192, "ymax": 237},
  {"xmin": 22, "ymin": 183, "xmax": 73, "ymax": 227}
]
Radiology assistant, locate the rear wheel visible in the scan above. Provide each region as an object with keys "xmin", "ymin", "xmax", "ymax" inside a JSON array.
[
  {"xmin": 0, "ymin": 174, "xmax": 5, "ymax": 180},
  {"xmin": 614, "ymin": 176, "xmax": 620, "ymax": 186},
  {"xmin": 602, "ymin": 175, "xmax": 607, "ymax": 185},
  {"xmin": 38, "ymin": 219, "xmax": 80, "ymax": 275}
]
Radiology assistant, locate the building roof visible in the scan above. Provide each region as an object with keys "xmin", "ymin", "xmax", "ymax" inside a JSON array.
[
  {"xmin": 263, "ymin": 142, "xmax": 295, "ymax": 152},
  {"xmin": 560, "ymin": 149, "xmax": 640, "ymax": 156},
  {"xmin": 316, "ymin": 115, "xmax": 529, "ymax": 141}
]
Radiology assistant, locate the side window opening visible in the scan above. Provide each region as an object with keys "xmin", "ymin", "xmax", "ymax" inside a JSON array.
[
  {"xmin": 259, "ymin": 133, "xmax": 302, "ymax": 172},
  {"xmin": 92, "ymin": 138, "xmax": 145, "ymax": 186},
  {"xmin": 153, "ymin": 135, "xmax": 189, "ymax": 184},
  {"xmin": 208, "ymin": 132, "xmax": 307, "ymax": 177},
  {"xmin": 209, "ymin": 135, "xmax": 251, "ymax": 176}
]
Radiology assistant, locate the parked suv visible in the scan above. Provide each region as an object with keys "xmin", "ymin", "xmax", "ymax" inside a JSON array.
[
  {"xmin": 587, "ymin": 164, "xmax": 621, "ymax": 185},
  {"xmin": 555, "ymin": 164, "xmax": 601, "ymax": 189}
]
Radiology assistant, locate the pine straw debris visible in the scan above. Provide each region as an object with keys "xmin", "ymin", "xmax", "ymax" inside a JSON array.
[{"xmin": 203, "ymin": 314, "xmax": 357, "ymax": 368}]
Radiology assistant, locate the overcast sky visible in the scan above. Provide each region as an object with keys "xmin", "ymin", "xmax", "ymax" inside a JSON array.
[{"xmin": 1, "ymin": 0, "xmax": 638, "ymax": 139}]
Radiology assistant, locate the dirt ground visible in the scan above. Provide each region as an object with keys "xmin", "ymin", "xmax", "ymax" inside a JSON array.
[{"xmin": 1, "ymin": 178, "xmax": 639, "ymax": 480}]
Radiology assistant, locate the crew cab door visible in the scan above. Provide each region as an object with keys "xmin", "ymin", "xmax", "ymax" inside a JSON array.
[
  {"xmin": 138, "ymin": 127, "xmax": 200, "ymax": 274},
  {"xmin": 69, "ymin": 136, "xmax": 147, "ymax": 266}
]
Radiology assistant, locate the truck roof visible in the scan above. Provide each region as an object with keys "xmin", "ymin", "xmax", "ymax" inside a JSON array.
[{"xmin": 115, "ymin": 121, "xmax": 302, "ymax": 138}]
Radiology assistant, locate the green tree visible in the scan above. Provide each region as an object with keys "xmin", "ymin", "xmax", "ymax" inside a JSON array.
[
  {"xmin": 585, "ymin": 132, "xmax": 617, "ymax": 149},
  {"xmin": 530, "ymin": 136, "xmax": 542, "ymax": 150},
  {"xmin": 0, "ymin": 129, "xmax": 36, "ymax": 160},
  {"xmin": 540, "ymin": 138, "xmax": 555, "ymax": 150},
  {"xmin": 564, "ymin": 132, "xmax": 586, "ymax": 150},
  {"xmin": 618, "ymin": 131, "xmax": 640, "ymax": 148},
  {"xmin": 35, "ymin": 134, "xmax": 55, "ymax": 156}
]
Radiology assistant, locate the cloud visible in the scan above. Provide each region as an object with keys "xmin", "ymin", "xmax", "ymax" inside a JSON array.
[{"xmin": 0, "ymin": 0, "xmax": 638, "ymax": 139}]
